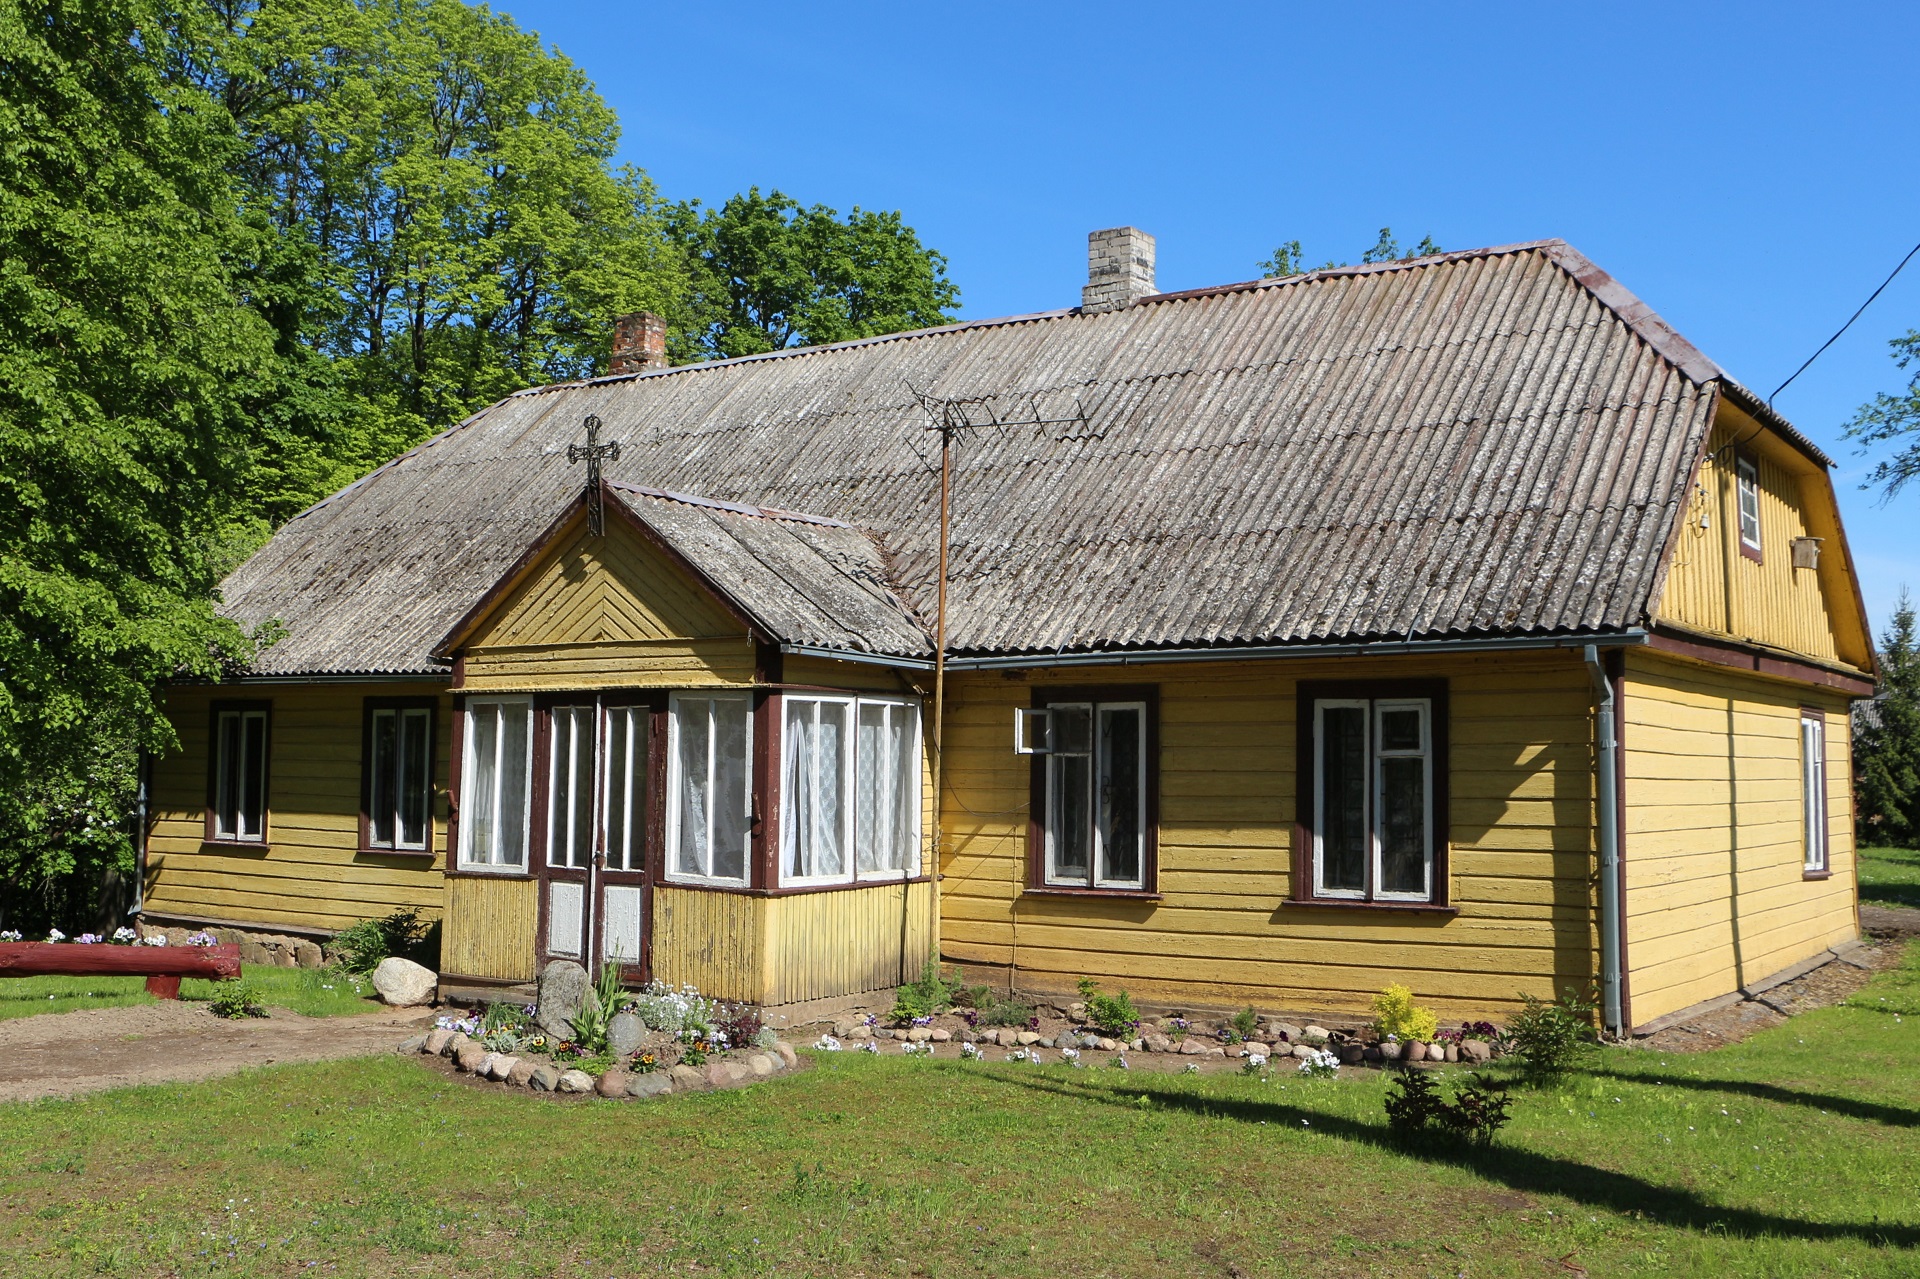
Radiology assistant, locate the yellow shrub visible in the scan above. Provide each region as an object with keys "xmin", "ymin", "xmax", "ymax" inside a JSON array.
[{"xmin": 1370, "ymin": 982, "xmax": 1439, "ymax": 1042}]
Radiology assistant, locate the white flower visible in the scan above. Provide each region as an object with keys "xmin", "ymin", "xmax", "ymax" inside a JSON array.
[
  {"xmin": 0, "ymin": 930, "xmax": 21, "ymax": 943},
  {"xmin": 141, "ymin": 934, "xmax": 167, "ymax": 946},
  {"xmin": 813, "ymin": 1034, "xmax": 843, "ymax": 1052},
  {"xmin": 1113, "ymin": 1055, "xmax": 1130, "ymax": 1070},
  {"xmin": 858, "ymin": 1041, "xmax": 879, "ymax": 1054},
  {"xmin": 1183, "ymin": 1063, "xmax": 1200, "ymax": 1074},
  {"xmin": 112, "ymin": 927, "xmax": 138, "ymax": 943},
  {"xmin": 1296, "ymin": 1049, "xmax": 1340, "ymax": 1077},
  {"xmin": 47, "ymin": 928, "xmax": 66, "ymax": 942},
  {"xmin": 959, "ymin": 1042, "xmax": 983, "ymax": 1059}
]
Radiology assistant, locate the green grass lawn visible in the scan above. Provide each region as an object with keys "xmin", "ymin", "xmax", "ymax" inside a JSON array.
[
  {"xmin": 0, "ymin": 948, "xmax": 1915, "ymax": 1277},
  {"xmin": 0, "ymin": 964, "xmax": 380, "ymax": 1021},
  {"xmin": 1860, "ymin": 845, "xmax": 1920, "ymax": 910}
]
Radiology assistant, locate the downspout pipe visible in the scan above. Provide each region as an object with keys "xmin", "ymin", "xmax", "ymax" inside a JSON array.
[
  {"xmin": 131, "ymin": 752, "xmax": 150, "ymax": 920},
  {"xmin": 1584, "ymin": 644, "xmax": 1624, "ymax": 1037}
]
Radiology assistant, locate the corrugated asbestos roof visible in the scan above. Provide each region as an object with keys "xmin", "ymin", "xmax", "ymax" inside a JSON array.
[
  {"xmin": 602, "ymin": 485, "xmax": 934, "ymax": 657},
  {"xmin": 220, "ymin": 239, "xmax": 1754, "ymax": 675}
]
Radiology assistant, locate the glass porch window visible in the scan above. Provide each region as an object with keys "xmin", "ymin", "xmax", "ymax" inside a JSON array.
[
  {"xmin": 603, "ymin": 705, "xmax": 648, "ymax": 872},
  {"xmin": 667, "ymin": 693, "xmax": 751, "ymax": 885},
  {"xmin": 782, "ymin": 695, "xmax": 921, "ymax": 885},
  {"xmin": 460, "ymin": 697, "xmax": 530, "ymax": 869},
  {"xmin": 548, "ymin": 705, "xmax": 595, "ymax": 870}
]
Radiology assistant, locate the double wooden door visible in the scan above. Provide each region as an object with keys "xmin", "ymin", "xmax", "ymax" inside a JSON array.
[{"xmin": 535, "ymin": 696, "xmax": 655, "ymax": 978}]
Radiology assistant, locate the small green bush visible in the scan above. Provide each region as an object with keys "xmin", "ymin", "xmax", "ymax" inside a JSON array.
[
  {"xmin": 569, "ymin": 963, "xmax": 626, "ymax": 1054},
  {"xmin": 1075, "ymin": 977, "xmax": 1140, "ymax": 1038},
  {"xmin": 1371, "ymin": 982, "xmax": 1439, "ymax": 1042},
  {"xmin": 1229, "ymin": 1006, "xmax": 1260, "ymax": 1041},
  {"xmin": 972, "ymin": 997, "xmax": 1034, "ymax": 1028},
  {"xmin": 208, "ymin": 979, "xmax": 265, "ymax": 1019},
  {"xmin": 1504, "ymin": 987, "xmax": 1597, "ymax": 1080},
  {"xmin": 331, "ymin": 909, "xmax": 434, "ymax": 975},
  {"xmin": 1385, "ymin": 1069, "xmax": 1514, "ymax": 1147},
  {"xmin": 890, "ymin": 956, "xmax": 965, "ymax": 1023}
]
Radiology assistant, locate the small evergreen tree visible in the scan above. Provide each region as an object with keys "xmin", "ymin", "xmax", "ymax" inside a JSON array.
[{"xmin": 1857, "ymin": 590, "xmax": 1920, "ymax": 846}]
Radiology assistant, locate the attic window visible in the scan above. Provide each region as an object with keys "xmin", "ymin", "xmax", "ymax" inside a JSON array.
[{"xmin": 1735, "ymin": 452, "xmax": 1763, "ymax": 562}]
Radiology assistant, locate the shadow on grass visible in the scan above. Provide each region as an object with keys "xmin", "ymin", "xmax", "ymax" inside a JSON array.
[
  {"xmin": 1862, "ymin": 883, "xmax": 1920, "ymax": 910},
  {"xmin": 972, "ymin": 1068, "xmax": 1920, "ymax": 1248},
  {"xmin": 1583, "ymin": 1066, "xmax": 1920, "ymax": 1130}
]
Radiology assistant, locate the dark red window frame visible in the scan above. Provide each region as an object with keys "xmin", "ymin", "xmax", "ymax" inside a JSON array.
[
  {"xmin": 1292, "ymin": 679, "xmax": 1453, "ymax": 912},
  {"xmin": 1024, "ymin": 684, "xmax": 1161, "ymax": 899},
  {"xmin": 204, "ymin": 698, "xmax": 272, "ymax": 847}
]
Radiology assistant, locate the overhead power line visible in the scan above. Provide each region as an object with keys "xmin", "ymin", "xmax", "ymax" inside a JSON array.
[{"xmin": 1769, "ymin": 238, "xmax": 1920, "ymax": 407}]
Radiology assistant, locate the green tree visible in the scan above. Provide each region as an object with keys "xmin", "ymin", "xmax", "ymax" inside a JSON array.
[
  {"xmin": 0, "ymin": 0, "xmax": 267, "ymax": 929},
  {"xmin": 1259, "ymin": 226, "xmax": 1445, "ymax": 279},
  {"xmin": 1857, "ymin": 591, "xmax": 1920, "ymax": 846},
  {"xmin": 203, "ymin": 0, "xmax": 689, "ymax": 524},
  {"xmin": 1845, "ymin": 330, "xmax": 1920, "ymax": 499},
  {"xmin": 670, "ymin": 187, "xmax": 958, "ymax": 361}
]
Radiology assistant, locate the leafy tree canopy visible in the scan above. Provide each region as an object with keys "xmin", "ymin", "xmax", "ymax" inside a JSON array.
[
  {"xmin": 670, "ymin": 188, "xmax": 959, "ymax": 361},
  {"xmin": 1845, "ymin": 329, "xmax": 1920, "ymax": 499},
  {"xmin": 1260, "ymin": 227, "xmax": 1445, "ymax": 278},
  {"xmin": 0, "ymin": 0, "xmax": 268, "ymax": 925},
  {"xmin": 1857, "ymin": 590, "xmax": 1920, "ymax": 846}
]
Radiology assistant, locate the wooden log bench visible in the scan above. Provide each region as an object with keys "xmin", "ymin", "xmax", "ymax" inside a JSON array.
[{"xmin": 0, "ymin": 942, "xmax": 242, "ymax": 998}]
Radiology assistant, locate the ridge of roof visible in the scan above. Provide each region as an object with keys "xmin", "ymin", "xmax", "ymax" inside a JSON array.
[{"xmin": 607, "ymin": 482, "xmax": 854, "ymax": 529}]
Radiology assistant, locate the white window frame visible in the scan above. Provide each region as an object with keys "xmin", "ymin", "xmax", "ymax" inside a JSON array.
[
  {"xmin": 601, "ymin": 704, "xmax": 648, "ymax": 873},
  {"xmin": 779, "ymin": 693, "xmax": 923, "ymax": 887},
  {"xmin": 1801, "ymin": 712, "xmax": 1829, "ymax": 873},
  {"xmin": 1042, "ymin": 700, "xmax": 1148, "ymax": 891},
  {"xmin": 366, "ymin": 704, "xmax": 433, "ymax": 851},
  {"xmin": 212, "ymin": 707, "xmax": 269, "ymax": 843},
  {"xmin": 664, "ymin": 692, "xmax": 754, "ymax": 887},
  {"xmin": 1311, "ymin": 696, "xmax": 1435, "ymax": 903},
  {"xmin": 1736, "ymin": 454, "xmax": 1763, "ymax": 554},
  {"xmin": 1372, "ymin": 699, "xmax": 1434, "ymax": 902},
  {"xmin": 546, "ymin": 704, "xmax": 597, "ymax": 871},
  {"xmin": 457, "ymin": 695, "xmax": 532, "ymax": 872}
]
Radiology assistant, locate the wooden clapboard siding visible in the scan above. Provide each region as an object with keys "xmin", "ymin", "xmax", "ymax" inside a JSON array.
[
  {"xmin": 762, "ymin": 881, "xmax": 933, "ymax": 1005},
  {"xmin": 651, "ymin": 886, "xmax": 764, "ymax": 1003},
  {"xmin": 460, "ymin": 518, "xmax": 754, "ymax": 691},
  {"xmin": 1655, "ymin": 404, "xmax": 1872, "ymax": 669},
  {"xmin": 781, "ymin": 654, "xmax": 922, "ymax": 693},
  {"xmin": 146, "ymin": 683, "xmax": 451, "ymax": 933},
  {"xmin": 443, "ymin": 875, "xmax": 537, "ymax": 981},
  {"xmin": 1621, "ymin": 650, "xmax": 1857, "ymax": 1027},
  {"xmin": 938, "ymin": 652, "xmax": 1601, "ymax": 1019}
]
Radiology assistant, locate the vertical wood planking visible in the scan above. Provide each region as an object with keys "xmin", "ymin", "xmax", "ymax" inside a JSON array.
[
  {"xmin": 443, "ymin": 876, "xmax": 537, "ymax": 980},
  {"xmin": 651, "ymin": 886, "xmax": 764, "ymax": 1003}
]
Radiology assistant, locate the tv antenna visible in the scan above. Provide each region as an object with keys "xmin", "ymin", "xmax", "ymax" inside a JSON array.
[{"xmin": 906, "ymin": 382, "xmax": 1092, "ymax": 886}]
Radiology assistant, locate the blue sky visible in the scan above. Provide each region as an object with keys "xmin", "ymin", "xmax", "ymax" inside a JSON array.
[{"xmin": 508, "ymin": 0, "xmax": 1919, "ymax": 640}]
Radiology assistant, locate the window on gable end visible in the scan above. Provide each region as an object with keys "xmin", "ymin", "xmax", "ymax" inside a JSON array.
[{"xmin": 1735, "ymin": 451, "xmax": 1763, "ymax": 562}]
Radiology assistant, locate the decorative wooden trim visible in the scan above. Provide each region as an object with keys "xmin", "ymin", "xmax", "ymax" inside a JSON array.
[
  {"xmin": 1024, "ymin": 684, "xmax": 1160, "ymax": 896},
  {"xmin": 602, "ymin": 487, "xmax": 768, "ymax": 640},
  {"xmin": 1022, "ymin": 885, "xmax": 1162, "ymax": 903},
  {"xmin": 1292, "ymin": 679, "xmax": 1450, "ymax": 907},
  {"xmin": 753, "ymin": 688, "xmax": 779, "ymax": 891},
  {"xmin": 204, "ymin": 698, "xmax": 272, "ymax": 847},
  {"xmin": 357, "ymin": 696, "xmax": 438, "ymax": 857},
  {"xmin": 447, "ymin": 693, "xmax": 467, "ymax": 866},
  {"xmin": 1645, "ymin": 625, "xmax": 1875, "ymax": 696},
  {"xmin": 433, "ymin": 504, "xmax": 592, "ymax": 659}
]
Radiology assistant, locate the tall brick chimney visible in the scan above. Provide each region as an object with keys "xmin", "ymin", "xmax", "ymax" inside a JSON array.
[
  {"xmin": 610, "ymin": 311, "xmax": 668, "ymax": 374},
  {"xmin": 1081, "ymin": 227, "xmax": 1156, "ymax": 313}
]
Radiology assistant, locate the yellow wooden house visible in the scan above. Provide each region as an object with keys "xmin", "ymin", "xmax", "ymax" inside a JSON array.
[{"xmin": 144, "ymin": 232, "xmax": 1874, "ymax": 1032}]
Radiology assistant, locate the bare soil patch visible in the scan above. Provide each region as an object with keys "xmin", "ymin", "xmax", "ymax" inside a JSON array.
[
  {"xmin": 0, "ymin": 1001, "xmax": 435, "ymax": 1102},
  {"xmin": 1635, "ymin": 933, "xmax": 1908, "ymax": 1053}
]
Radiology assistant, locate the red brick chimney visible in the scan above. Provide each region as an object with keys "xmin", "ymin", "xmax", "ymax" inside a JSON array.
[{"xmin": 610, "ymin": 312, "xmax": 668, "ymax": 374}]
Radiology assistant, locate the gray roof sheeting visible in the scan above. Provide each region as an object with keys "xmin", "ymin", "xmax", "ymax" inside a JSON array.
[
  {"xmin": 222, "ymin": 239, "xmax": 1738, "ymax": 675},
  {"xmin": 604, "ymin": 485, "xmax": 933, "ymax": 657}
]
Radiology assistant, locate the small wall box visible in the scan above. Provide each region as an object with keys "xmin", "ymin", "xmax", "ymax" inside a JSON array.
[{"xmin": 1791, "ymin": 536, "xmax": 1822, "ymax": 570}]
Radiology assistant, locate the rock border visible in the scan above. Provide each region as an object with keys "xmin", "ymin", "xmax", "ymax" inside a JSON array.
[{"xmin": 400, "ymin": 1028, "xmax": 801, "ymax": 1100}]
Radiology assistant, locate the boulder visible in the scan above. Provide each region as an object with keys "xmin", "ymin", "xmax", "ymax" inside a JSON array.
[
  {"xmin": 774, "ymin": 1041, "xmax": 799, "ymax": 1069},
  {"xmin": 846, "ymin": 1025, "xmax": 873, "ymax": 1040},
  {"xmin": 1363, "ymin": 1045, "xmax": 1383, "ymax": 1062},
  {"xmin": 557, "ymin": 1069, "xmax": 595, "ymax": 1094},
  {"xmin": 747, "ymin": 1054, "xmax": 775, "ymax": 1077},
  {"xmin": 1376, "ymin": 1040, "xmax": 1403, "ymax": 1062},
  {"xmin": 371, "ymin": 956, "xmax": 437, "ymax": 1007},
  {"xmin": 488, "ymin": 1055, "xmax": 521, "ymax": 1081},
  {"xmin": 475, "ymin": 1052, "xmax": 501, "ymax": 1077},
  {"xmin": 669, "ymin": 1064, "xmax": 706, "ymax": 1090},
  {"xmin": 424, "ymin": 1028, "xmax": 455, "ymax": 1055},
  {"xmin": 627, "ymin": 1073, "xmax": 672, "ymax": 1099},
  {"xmin": 1098, "ymin": 1038, "xmax": 1120, "ymax": 1053},
  {"xmin": 1144, "ymin": 1034, "xmax": 1173, "ymax": 1054},
  {"xmin": 1270, "ymin": 1022, "xmax": 1302, "ymax": 1041},
  {"xmin": 607, "ymin": 1012, "xmax": 646, "ymax": 1057},
  {"xmin": 453, "ymin": 1042, "xmax": 489, "ymax": 1073},
  {"xmin": 1302, "ymin": 1025, "xmax": 1330, "ymax": 1044},
  {"xmin": 1179, "ymin": 1039, "xmax": 1206, "ymax": 1056},
  {"xmin": 443, "ymin": 1032, "xmax": 471, "ymax": 1058},
  {"xmin": 595, "ymin": 1068, "xmax": 632, "ymax": 1098},
  {"xmin": 907, "ymin": 1027, "xmax": 932, "ymax": 1043},
  {"xmin": 528, "ymin": 1065, "xmax": 559, "ymax": 1091},
  {"xmin": 293, "ymin": 940, "xmax": 325, "ymax": 969},
  {"xmin": 1403, "ymin": 1041, "xmax": 1428, "ymax": 1063},
  {"xmin": 724, "ymin": 1062, "xmax": 750, "ymax": 1085},
  {"xmin": 1016, "ymin": 1031, "xmax": 1041, "ymax": 1046},
  {"xmin": 397, "ymin": 1033, "xmax": 429, "ymax": 1054},
  {"xmin": 1339, "ymin": 1044, "xmax": 1365, "ymax": 1064},
  {"xmin": 929, "ymin": 1028, "xmax": 951, "ymax": 1042},
  {"xmin": 704, "ymin": 1061, "xmax": 732, "ymax": 1089},
  {"xmin": 1291, "ymin": 1043, "xmax": 1318, "ymax": 1060},
  {"xmin": 1461, "ymin": 1039, "xmax": 1493, "ymax": 1063},
  {"xmin": 535, "ymin": 960, "xmax": 592, "ymax": 1039},
  {"xmin": 507, "ymin": 1059, "xmax": 539, "ymax": 1087},
  {"xmin": 1444, "ymin": 1043, "xmax": 1460, "ymax": 1063}
]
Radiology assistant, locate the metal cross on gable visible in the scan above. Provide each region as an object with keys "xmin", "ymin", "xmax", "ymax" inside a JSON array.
[{"xmin": 568, "ymin": 414, "xmax": 622, "ymax": 536}]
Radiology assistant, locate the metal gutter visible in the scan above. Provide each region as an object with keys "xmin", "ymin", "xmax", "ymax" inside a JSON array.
[
  {"xmin": 221, "ymin": 672, "xmax": 454, "ymax": 686},
  {"xmin": 1583, "ymin": 644, "xmax": 1625, "ymax": 1037}
]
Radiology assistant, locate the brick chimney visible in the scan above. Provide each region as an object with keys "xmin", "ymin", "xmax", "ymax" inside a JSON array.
[
  {"xmin": 610, "ymin": 311, "xmax": 668, "ymax": 374},
  {"xmin": 1081, "ymin": 227, "xmax": 1156, "ymax": 313}
]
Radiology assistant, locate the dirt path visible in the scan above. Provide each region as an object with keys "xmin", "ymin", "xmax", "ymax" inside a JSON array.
[{"xmin": 0, "ymin": 1002, "xmax": 436, "ymax": 1103}]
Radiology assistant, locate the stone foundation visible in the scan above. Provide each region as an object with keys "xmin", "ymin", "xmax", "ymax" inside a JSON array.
[{"xmin": 135, "ymin": 922, "xmax": 327, "ymax": 969}]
